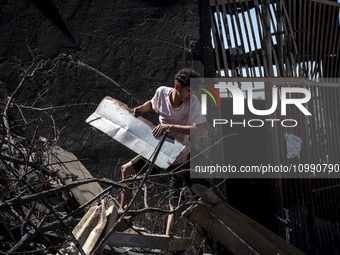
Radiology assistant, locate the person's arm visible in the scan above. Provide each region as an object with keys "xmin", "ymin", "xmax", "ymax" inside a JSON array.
[
  {"xmin": 152, "ymin": 123, "xmax": 205, "ymax": 137},
  {"xmin": 132, "ymin": 100, "xmax": 153, "ymax": 117}
]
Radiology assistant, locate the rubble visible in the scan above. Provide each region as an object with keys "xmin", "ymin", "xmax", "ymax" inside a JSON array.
[
  {"xmin": 1, "ymin": 79, "xmax": 306, "ymax": 254},
  {"xmin": 184, "ymin": 184, "xmax": 306, "ymax": 255},
  {"xmin": 0, "ymin": 81, "xmax": 126, "ymax": 254},
  {"xmin": 0, "ymin": 132, "xmax": 191, "ymax": 254},
  {"xmin": 0, "ymin": 91, "xmax": 194, "ymax": 254},
  {"xmin": 0, "ymin": 127, "xmax": 124, "ymax": 254}
]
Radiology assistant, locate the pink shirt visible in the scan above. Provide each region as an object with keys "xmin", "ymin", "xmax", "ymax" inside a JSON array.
[{"xmin": 151, "ymin": 86, "xmax": 206, "ymax": 164}]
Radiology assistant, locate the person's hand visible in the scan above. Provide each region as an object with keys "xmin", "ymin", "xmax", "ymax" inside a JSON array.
[
  {"xmin": 152, "ymin": 124, "xmax": 172, "ymax": 137},
  {"xmin": 132, "ymin": 107, "xmax": 141, "ymax": 117}
]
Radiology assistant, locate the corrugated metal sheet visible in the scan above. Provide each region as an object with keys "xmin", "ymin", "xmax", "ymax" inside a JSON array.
[{"xmin": 86, "ymin": 96, "xmax": 184, "ymax": 169}]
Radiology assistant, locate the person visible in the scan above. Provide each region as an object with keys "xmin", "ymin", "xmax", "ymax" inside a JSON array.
[{"xmin": 120, "ymin": 68, "xmax": 206, "ymax": 235}]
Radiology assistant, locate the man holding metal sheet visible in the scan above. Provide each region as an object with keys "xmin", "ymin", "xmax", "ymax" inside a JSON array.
[{"xmin": 120, "ymin": 68, "xmax": 206, "ymax": 235}]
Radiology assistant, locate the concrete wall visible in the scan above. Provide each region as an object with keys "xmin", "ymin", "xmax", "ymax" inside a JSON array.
[{"xmin": 0, "ymin": 0, "xmax": 213, "ymax": 179}]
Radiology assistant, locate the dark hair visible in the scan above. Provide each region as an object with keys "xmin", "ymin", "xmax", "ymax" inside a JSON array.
[{"xmin": 174, "ymin": 68, "xmax": 200, "ymax": 87}]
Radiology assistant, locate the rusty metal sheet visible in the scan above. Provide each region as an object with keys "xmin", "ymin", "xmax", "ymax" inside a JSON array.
[{"xmin": 86, "ymin": 96, "xmax": 184, "ymax": 169}]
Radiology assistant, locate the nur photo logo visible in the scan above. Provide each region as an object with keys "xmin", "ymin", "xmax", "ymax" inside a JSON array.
[
  {"xmin": 197, "ymin": 82, "xmax": 222, "ymax": 115},
  {"xmin": 193, "ymin": 78, "xmax": 312, "ymax": 129}
]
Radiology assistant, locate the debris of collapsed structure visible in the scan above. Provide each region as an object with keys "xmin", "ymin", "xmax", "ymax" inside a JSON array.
[
  {"xmin": 0, "ymin": 129, "xmax": 193, "ymax": 254},
  {"xmin": 0, "ymin": 125, "xmax": 123, "ymax": 254},
  {"xmin": 184, "ymin": 184, "xmax": 306, "ymax": 255},
  {"xmin": 0, "ymin": 84, "xmax": 197, "ymax": 254},
  {"xmin": 0, "ymin": 72, "xmax": 307, "ymax": 254},
  {"xmin": 0, "ymin": 61, "xmax": 199, "ymax": 254}
]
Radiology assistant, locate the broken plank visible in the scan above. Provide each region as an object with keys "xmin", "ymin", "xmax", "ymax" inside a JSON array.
[
  {"xmin": 48, "ymin": 146, "xmax": 103, "ymax": 206},
  {"xmin": 186, "ymin": 184, "xmax": 305, "ymax": 255},
  {"xmin": 95, "ymin": 204, "xmax": 119, "ymax": 254},
  {"xmin": 106, "ymin": 232, "xmax": 190, "ymax": 251}
]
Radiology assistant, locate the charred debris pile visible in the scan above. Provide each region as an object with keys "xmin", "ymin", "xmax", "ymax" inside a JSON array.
[
  {"xmin": 0, "ymin": 60, "xmax": 122, "ymax": 254},
  {"xmin": 0, "ymin": 58, "xmax": 308, "ymax": 255},
  {"xmin": 0, "ymin": 59, "xmax": 206, "ymax": 255}
]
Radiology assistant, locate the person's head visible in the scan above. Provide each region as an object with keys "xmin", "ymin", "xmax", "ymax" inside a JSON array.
[
  {"xmin": 174, "ymin": 68, "xmax": 200, "ymax": 87},
  {"xmin": 174, "ymin": 68, "xmax": 200, "ymax": 103}
]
